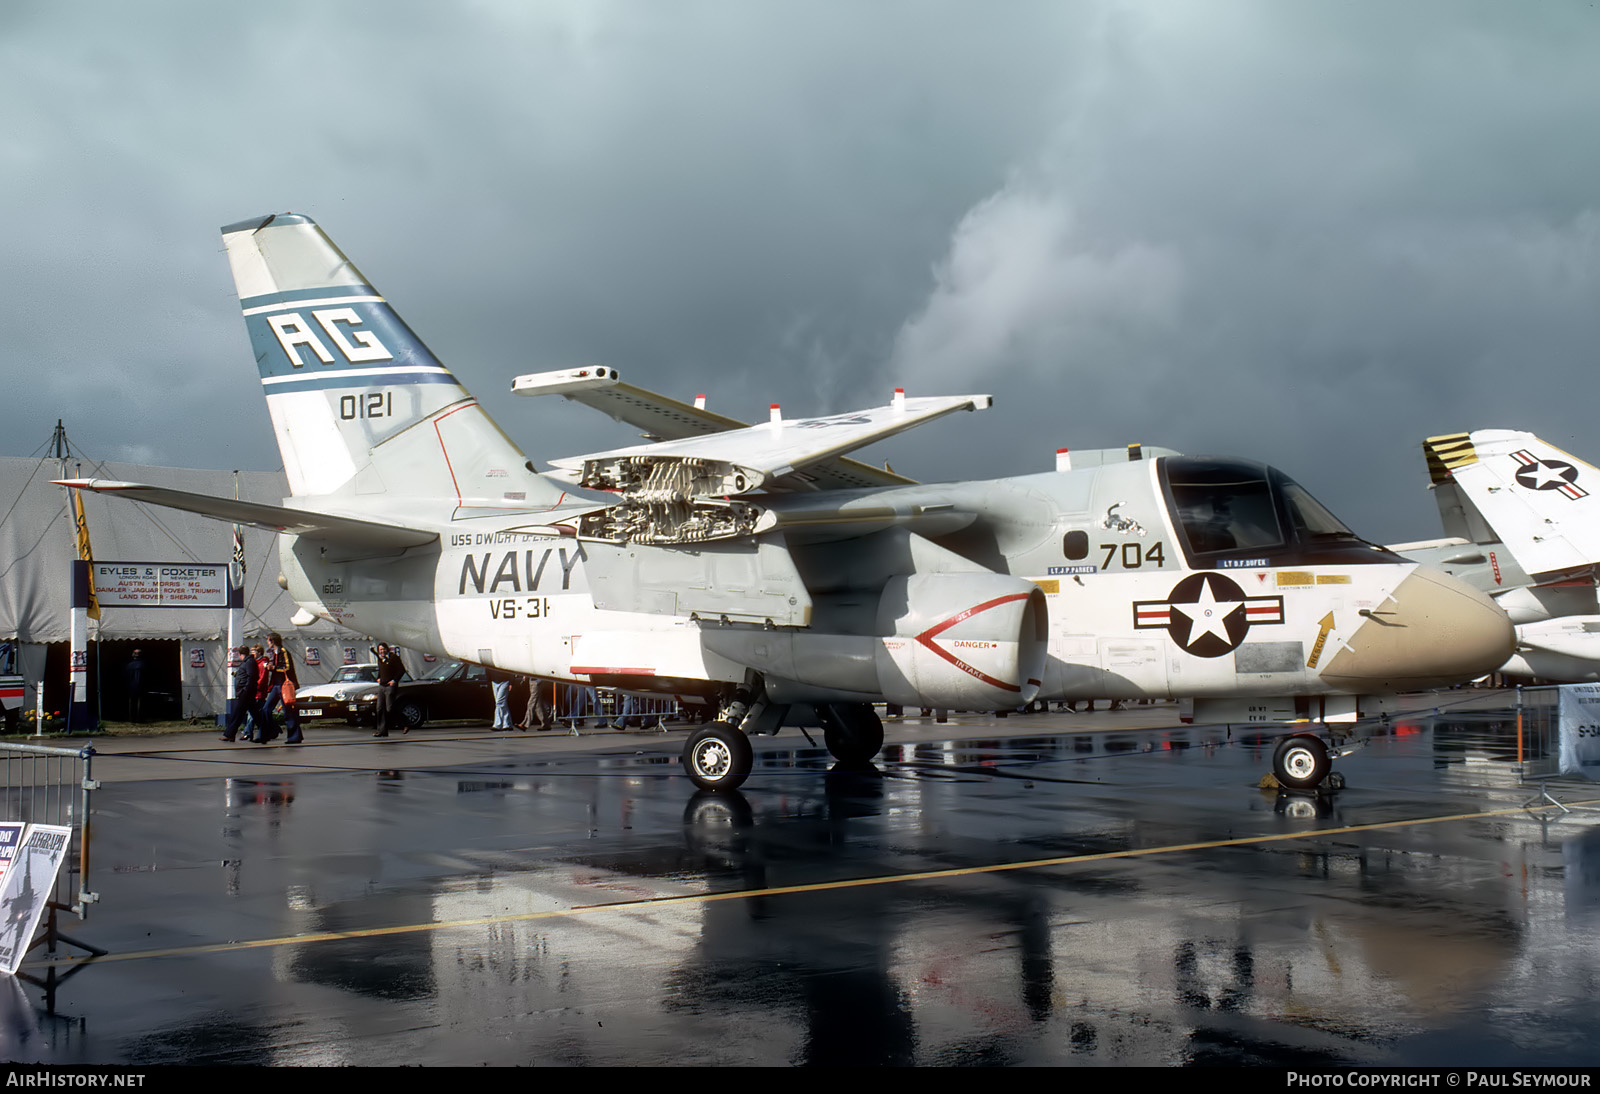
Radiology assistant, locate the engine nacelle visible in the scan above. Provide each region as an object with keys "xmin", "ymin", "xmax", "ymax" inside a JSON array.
[
  {"xmin": 1501, "ymin": 616, "xmax": 1600, "ymax": 682},
  {"xmin": 703, "ymin": 573, "xmax": 1049, "ymax": 709}
]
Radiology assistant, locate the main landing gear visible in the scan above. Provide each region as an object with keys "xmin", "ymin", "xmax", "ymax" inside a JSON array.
[
  {"xmin": 816, "ymin": 703, "xmax": 884, "ymax": 768},
  {"xmin": 678, "ymin": 699, "xmax": 888, "ymax": 791}
]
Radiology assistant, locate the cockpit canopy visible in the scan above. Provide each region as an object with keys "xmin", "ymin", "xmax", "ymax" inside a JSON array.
[{"xmin": 1159, "ymin": 457, "xmax": 1398, "ymax": 567}]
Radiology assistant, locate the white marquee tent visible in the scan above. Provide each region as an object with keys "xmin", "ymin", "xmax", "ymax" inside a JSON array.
[{"xmin": 0, "ymin": 455, "xmax": 383, "ymax": 721}]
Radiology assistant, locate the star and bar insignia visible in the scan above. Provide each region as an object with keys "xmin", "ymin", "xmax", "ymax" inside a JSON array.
[
  {"xmin": 1133, "ymin": 572, "xmax": 1285, "ymax": 658},
  {"xmin": 1510, "ymin": 450, "xmax": 1587, "ymax": 499}
]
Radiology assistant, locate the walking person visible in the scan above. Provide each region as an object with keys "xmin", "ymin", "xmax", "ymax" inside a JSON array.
[
  {"xmin": 281, "ymin": 649, "xmax": 302, "ymax": 744},
  {"xmin": 220, "ymin": 645, "xmax": 258, "ymax": 742},
  {"xmin": 257, "ymin": 633, "xmax": 289, "ymax": 743},
  {"xmin": 252, "ymin": 643, "xmax": 278, "ymax": 743},
  {"xmin": 372, "ymin": 643, "xmax": 405, "ymax": 737},
  {"xmin": 611, "ymin": 692, "xmax": 638, "ymax": 731},
  {"xmin": 489, "ymin": 667, "xmax": 513, "ymax": 730},
  {"xmin": 519, "ymin": 677, "xmax": 554, "ymax": 731}
]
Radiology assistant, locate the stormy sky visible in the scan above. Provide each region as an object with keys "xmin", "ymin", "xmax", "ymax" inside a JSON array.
[{"xmin": 4, "ymin": 0, "xmax": 1598, "ymax": 543}]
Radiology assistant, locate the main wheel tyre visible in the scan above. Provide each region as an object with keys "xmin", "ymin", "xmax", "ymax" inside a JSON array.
[
  {"xmin": 818, "ymin": 703, "xmax": 885, "ymax": 767},
  {"xmin": 397, "ymin": 699, "xmax": 427, "ymax": 732},
  {"xmin": 1273, "ymin": 733, "xmax": 1330, "ymax": 790},
  {"xmin": 681, "ymin": 723, "xmax": 753, "ymax": 791}
]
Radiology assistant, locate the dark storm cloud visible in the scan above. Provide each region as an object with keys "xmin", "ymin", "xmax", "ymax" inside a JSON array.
[
  {"xmin": 3, "ymin": 1, "xmax": 1597, "ymax": 542},
  {"xmin": 883, "ymin": 2, "xmax": 1600, "ymax": 537}
]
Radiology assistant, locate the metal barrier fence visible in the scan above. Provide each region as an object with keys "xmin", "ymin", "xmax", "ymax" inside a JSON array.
[
  {"xmin": 0, "ymin": 743, "xmax": 99, "ymax": 921},
  {"xmin": 558, "ymin": 686, "xmax": 680, "ymax": 728},
  {"xmin": 1515, "ymin": 685, "xmax": 1570, "ymax": 812},
  {"xmin": 1515, "ymin": 686, "xmax": 1562, "ymax": 776}
]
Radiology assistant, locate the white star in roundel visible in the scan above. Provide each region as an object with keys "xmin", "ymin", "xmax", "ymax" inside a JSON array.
[
  {"xmin": 1513, "ymin": 457, "xmax": 1578, "ymax": 491},
  {"xmin": 1170, "ymin": 575, "xmax": 1242, "ymax": 646},
  {"xmin": 1526, "ymin": 462, "xmax": 1569, "ymax": 489}
]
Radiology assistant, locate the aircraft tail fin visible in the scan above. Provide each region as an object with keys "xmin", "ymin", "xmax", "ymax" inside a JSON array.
[
  {"xmin": 1424, "ymin": 429, "xmax": 1600, "ymax": 578},
  {"xmin": 222, "ymin": 213, "xmax": 576, "ymax": 518}
]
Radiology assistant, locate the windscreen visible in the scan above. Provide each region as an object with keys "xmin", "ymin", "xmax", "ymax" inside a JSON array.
[
  {"xmin": 1278, "ymin": 478, "xmax": 1355, "ymax": 539},
  {"xmin": 1160, "ymin": 457, "xmax": 1396, "ymax": 566},
  {"xmin": 1166, "ymin": 466, "xmax": 1283, "ymax": 556}
]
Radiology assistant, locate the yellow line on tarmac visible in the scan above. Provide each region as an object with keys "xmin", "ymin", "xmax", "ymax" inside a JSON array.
[{"xmin": 34, "ymin": 796, "xmax": 1600, "ymax": 970}]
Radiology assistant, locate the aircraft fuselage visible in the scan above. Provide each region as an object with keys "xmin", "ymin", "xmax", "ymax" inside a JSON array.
[{"xmin": 282, "ymin": 455, "xmax": 1512, "ymax": 711}]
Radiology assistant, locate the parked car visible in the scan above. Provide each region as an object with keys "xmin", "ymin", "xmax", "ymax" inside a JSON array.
[
  {"xmin": 351, "ymin": 659, "xmax": 492, "ymax": 730},
  {"xmin": 293, "ymin": 663, "xmax": 382, "ymax": 724}
]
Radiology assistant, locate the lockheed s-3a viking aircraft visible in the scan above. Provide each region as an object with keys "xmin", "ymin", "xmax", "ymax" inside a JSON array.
[{"xmin": 61, "ymin": 214, "xmax": 1513, "ymax": 793}]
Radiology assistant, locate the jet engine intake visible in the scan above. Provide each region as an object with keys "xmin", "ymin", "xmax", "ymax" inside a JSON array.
[
  {"xmin": 874, "ymin": 573, "xmax": 1050, "ymax": 708},
  {"xmin": 703, "ymin": 572, "xmax": 1049, "ymax": 709}
]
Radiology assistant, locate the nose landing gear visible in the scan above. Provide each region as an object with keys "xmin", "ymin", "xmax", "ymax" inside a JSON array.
[
  {"xmin": 1272, "ymin": 733, "xmax": 1331, "ymax": 790},
  {"xmin": 681, "ymin": 722, "xmax": 754, "ymax": 791}
]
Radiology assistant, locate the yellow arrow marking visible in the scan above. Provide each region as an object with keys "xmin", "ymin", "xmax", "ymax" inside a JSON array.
[{"xmin": 1306, "ymin": 612, "xmax": 1335, "ymax": 669}]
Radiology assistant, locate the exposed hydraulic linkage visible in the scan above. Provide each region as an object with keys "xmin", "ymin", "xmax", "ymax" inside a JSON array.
[{"xmin": 577, "ymin": 456, "xmax": 775, "ymax": 545}]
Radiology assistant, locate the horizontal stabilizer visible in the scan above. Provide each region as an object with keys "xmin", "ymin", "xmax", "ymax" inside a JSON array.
[
  {"xmin": 1424, "ymin": 430, "xmax": 1600, "ymax": 578},
  {"xmin": 57, "ymin": 479, "xmax": 437, "ymax": 553}
]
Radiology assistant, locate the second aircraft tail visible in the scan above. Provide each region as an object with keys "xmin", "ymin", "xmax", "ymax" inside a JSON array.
[{"xmin": 1425, "ymin": 429, "xmax": 1600, "ymax": 578}]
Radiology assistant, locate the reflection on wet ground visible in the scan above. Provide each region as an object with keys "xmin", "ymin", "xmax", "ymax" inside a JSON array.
[{"xmin": 5, "ymin": 705, "xmax": 1600, "ymax": 1066}]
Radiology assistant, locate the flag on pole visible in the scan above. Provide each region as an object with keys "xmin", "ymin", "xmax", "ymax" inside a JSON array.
[
  {"xmin": 70, "ymin": 490, "xmax": 100, "ymax": 620},
  {"xmin": 231, "ymin": 524, "xmax": 246, "ymax": 589}
]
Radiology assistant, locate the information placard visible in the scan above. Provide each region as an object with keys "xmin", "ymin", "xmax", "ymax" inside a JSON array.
[
  {"xmin": 92, "ymin": 561, "xmax": 229, "ymax": 608},
  {"xmin": 0, "ymin": 824, "xmax": 71, "ymax": 975}
]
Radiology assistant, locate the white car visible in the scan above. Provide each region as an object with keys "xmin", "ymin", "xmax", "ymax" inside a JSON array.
[{"xmin": 294, "ymin": 663, "xmax": 380, "ymax": 724}]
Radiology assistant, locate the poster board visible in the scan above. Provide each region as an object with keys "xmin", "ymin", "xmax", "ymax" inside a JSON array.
[
  {"xmin": 0, "ymin": 824, "xmax": 71, "ymax": 975},
  {"xmin": 1557, "ymin": 684, "xmax": 1600, "ymax": 778}
]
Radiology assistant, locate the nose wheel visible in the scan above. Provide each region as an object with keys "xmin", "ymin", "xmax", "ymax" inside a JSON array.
[
  {"xmin": 1272, "ymin": 733, "xmax": 1332, "ymax": 790},
  {"xmin": 681, "ymin": 723, "xmax": 754, "ymax": 791}
]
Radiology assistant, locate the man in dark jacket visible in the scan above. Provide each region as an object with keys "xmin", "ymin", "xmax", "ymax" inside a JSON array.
[
  {"xmin": 220, "ymin": 645, "xmax": 258, "ymax": 742},
  {"xmin": 373, "ymin": 644, "xmax": 405, "ymax": 737}
]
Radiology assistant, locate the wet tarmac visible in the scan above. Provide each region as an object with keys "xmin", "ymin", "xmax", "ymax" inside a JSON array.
[{"xmin": 5, "ymin": 698, "xmax": 1600, "ymax": 1067}]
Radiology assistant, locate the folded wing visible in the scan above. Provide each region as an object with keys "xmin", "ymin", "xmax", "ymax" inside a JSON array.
[{"xmin": 512, "ymin": 368, "xmax": 936, "ymax": 491}]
